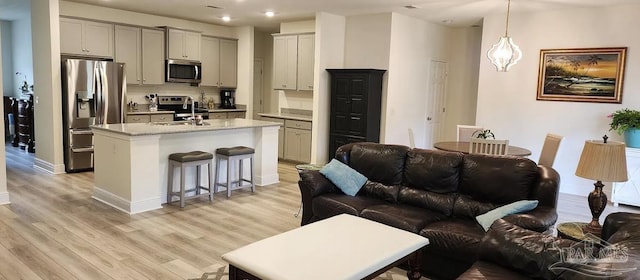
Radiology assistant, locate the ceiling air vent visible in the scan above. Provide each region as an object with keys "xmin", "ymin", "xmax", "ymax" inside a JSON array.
[
  {"xmin": 206, "ymin": 5, "xmax": 222, "ymax": 9},
  {"xmin": 404, "ymin": 5, "xmax": 418, "ymax": 9}
]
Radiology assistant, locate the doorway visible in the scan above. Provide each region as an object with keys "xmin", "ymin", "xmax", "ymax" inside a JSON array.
[
  {"xmin": 253, "ymin": 59, "xmax": 263, "ymax": 119},
  {"xmin": 424, "ymin": 60, "xmax": 448, "ymax": 148}
]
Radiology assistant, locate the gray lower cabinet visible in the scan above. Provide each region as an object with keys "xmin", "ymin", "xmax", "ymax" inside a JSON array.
[
  {"xmin": 126, "ymin": 114, "xmax": 151, "ymax": 123},
  {"xmin": 126, "ymin": 113, "xmax": 173, "ymax": 123},
  {"xmin": 260, "ymin": 116, "xmax": 312, "ymax": 162},
  {"xmin": 284, "ymin": 119, "xmax": 312, "ymax": 162},
  {"xmin": 210, "ymin": 111, "xmax": 246, "ymax": 119}
]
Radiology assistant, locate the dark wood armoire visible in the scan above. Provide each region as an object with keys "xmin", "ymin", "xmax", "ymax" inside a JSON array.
[{"xmin": 327, "ymin": 69, "xmax": 386, "ymax": 159}]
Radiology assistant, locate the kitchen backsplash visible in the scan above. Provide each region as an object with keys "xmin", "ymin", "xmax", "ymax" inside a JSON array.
[{"xmin": 126, "ymin": 83, "xmax": 222, "ymax": 105}]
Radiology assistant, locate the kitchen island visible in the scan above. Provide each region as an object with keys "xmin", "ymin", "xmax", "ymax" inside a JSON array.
[{"xmin": 91, "ymin": 118, "xmax": 280, "ymax": 214}]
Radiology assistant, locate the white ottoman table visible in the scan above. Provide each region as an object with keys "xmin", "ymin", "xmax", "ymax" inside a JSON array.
[{"xmin": 222, "ymin": 214, "xmax": 429, "ymax": 280}]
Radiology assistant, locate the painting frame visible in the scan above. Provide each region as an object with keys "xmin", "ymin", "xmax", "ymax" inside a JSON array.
[{"xmin": 536, "ymin": 47, "xmax": 627, "ymax": 103}]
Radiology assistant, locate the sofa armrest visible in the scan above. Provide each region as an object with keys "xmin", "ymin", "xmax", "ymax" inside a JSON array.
[
  {"xmin": 479, "ymin": 219, "xmax": 575, "ymax": 280},
  {"xmin": 502, "ymin": 206, "xmax": 558, "ymax": 232},
  {"xmin": 298, "ymin": 170, "xmax": 338, "ymax": 225},
  {"xmin": 532, "ymin": 165, "xmax": 560, "ymax": 208},
  {"xmin": 602, "ymin": 212, "xmax": 640, "ymax": 240}
]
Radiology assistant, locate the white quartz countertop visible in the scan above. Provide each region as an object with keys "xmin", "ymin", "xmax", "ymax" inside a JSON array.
[
  {"xmin": 91, "ymin": 118, "xmax": 281, "ymax": 136},
  {"xmin": 258, "ymin": 112, "xmax": 312, "ymax": 122}
]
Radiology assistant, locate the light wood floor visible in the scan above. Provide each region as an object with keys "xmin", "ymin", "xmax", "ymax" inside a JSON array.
[{"xmin": 1, "ymin": 145, "xmax": 639, "ymax": 280}]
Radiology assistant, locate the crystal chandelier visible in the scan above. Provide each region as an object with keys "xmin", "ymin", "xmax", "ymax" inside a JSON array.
[{"xmin": 487, "ymin": 0, "xmax": 522, "ymax": 72}]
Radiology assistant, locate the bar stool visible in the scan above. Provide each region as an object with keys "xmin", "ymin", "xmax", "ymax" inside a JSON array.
[
  {"xmin": 214, "ymin": 146, "xmax": 255, "ymax": 198},
  {"xmin": 167, "ymin": 151, "xmax": 214, "ymax": 208}
]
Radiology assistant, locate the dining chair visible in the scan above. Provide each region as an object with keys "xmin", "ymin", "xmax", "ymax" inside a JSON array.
[
  {"xmin": 408, "ymin": 128, "xmax": 416, "ymax": 148},
  {"xmin": 469, "ymin": 139, "xmax": 509, "ymax": 155},
  {"xmin": 538, "ymin": 133, "xmax": 563, "ymax": 167},
  {"xmin": 457, "ymin": 125, "xmax": 483, "ymax": 142}
]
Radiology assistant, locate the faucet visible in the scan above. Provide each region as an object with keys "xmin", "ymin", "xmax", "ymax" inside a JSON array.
[{"xmin": 182, "ymin": 96, "xmax": 195, "ymax": 123}]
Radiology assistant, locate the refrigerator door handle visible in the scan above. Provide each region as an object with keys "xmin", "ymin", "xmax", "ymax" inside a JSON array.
[
  {"xmin": 120, "ymin": 64, "xmax": 127, "ymax": 123},
  {"xmin": 93, "ymin": 62, "xmax": 102, "ymax": 125}
]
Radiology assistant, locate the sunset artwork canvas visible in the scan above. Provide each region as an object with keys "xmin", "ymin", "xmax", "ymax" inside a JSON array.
[{"xmin": 536, "ymin": 47, "xmax": 627, "ymax": 103}]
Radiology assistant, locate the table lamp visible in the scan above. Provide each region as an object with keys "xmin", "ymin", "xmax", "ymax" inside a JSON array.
[{"xmin": 575, "ymin": 135, "xmax": 628, "ymax": 234}]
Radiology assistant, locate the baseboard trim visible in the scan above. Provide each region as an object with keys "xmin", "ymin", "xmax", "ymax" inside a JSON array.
[
  {"xmin": 256, "ymin": 173, "xmax": 279, "ymax": 186},
  {"xmin": 0, "ymin": 191, "xmax": 11, "ymax": 205},
  {"xmin": 33, "ymin": 158, "xmax": 65, "ymax": 174},
  {"xmin": 92, "ymin": 186, "xmax": 162, "ymax": 215}
]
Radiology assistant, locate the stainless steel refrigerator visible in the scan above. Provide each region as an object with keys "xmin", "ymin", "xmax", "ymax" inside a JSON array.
[{"xmin": 61, "ymin": 58, "xmax": 126, "ymax": 172}]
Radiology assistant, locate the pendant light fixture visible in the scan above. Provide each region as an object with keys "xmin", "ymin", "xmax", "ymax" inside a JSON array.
[{"xmin": 487, "ymin": 0, "xmax": 522, "ymax": 72}]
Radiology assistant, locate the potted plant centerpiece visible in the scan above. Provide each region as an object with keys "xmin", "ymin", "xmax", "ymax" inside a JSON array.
[{"xmin": 609, "ymin": 108, "xmax": 640, "ymax": 148}]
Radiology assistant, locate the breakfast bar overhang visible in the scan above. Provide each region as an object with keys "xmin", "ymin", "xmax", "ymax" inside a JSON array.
[{"xmin": 90, "ymin": 119, "xmax": 281, "ymax": 214}]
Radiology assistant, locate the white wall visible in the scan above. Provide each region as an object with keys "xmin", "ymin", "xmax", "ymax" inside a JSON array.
[
  {"xmin": 444, "ymin": 26, "xmax": 482, "ymax": 141},
  {"xmin": 31, "ymin": 0, "xmax": 64, "ymax": 173},
  {"xmin": 311, "ymin": 12, "xmax": 345, "ymax": 164},
  {"xmin": 0, "ymin": 20, "xmax": 10, "ymax": 204},
  {"xmin": 11, "ymin": 16, "xmax": 32, "ymax": 97},
  {"xmin": 344, "ymin": 13, "xmax": 391, "ymax": 69},
  {"xmin": 383, "ymin": 13, "xmax": 451, "ymax": 147},
  {"xmin": 235, "ymin": 26, "xmax": 254, "ymax": 118},
  {"xmin": 477, "ymin": 4, "xmax": 640, "ymax": 196},
  {"xmin": 1, "ymin": 20, "xmax": 13, "ymax": 96}
]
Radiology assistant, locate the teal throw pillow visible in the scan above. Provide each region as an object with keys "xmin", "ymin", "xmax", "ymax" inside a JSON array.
[
  {"xmin": 319, "ymin": 159, "xmax": 368, "ymax": 196},
  {"xmin": 476, "ymin": 200, "xmax": 539, "ymax": 231}
]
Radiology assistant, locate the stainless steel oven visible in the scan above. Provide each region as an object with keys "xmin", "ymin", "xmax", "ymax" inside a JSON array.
[
  {"xmin": 157, "ymin": 95, "xmax": 209, "ymax": 120},
  {"xmin": 166, "ymin": 59, "xmax": 201, "ymax": 83}
]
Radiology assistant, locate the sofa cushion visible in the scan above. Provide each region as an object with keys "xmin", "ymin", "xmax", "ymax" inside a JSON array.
[
  {"xmin": 311, "ymin": 194, "xmax": 385, "ymax": 218},
  {"xmin": 404, "ymin": 149, "xmax": 464, "ymax": 193},
  {"xmin": 361, "ymin": 204, "xmax": 447, "ymax": 233},
  {"xmin": 453, "ymin": 195, "xmax": 496, "ymax": 219},
  {"xmin": 398, "ymin": 186, "xmax": 456, "ymax": 216},
  {"xmin": 360, "ymin": 181, "xmax": 400, "ymax": 203},
  {"xmin": 476, "ymin": 200, "xmax": 539, "ymax": 231},
  {"xmin": 348, "ymin": 143, "xmax": 410, "ymax": 185},
  {"xmin": 320, "ymin": 159, "xmax": 367, "ymax": 196},
  {"xmin": 460, "ymin": 154, "xmax": 539, "ymax": 204},
  {"xmin": 420, "ymin": 219, "xmax": 486, "ymax": 263}
]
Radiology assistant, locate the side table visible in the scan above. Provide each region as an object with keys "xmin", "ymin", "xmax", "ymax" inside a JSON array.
[{"xmin": 556, "ymin": 222, "xmax": 601, "ymax": 242}]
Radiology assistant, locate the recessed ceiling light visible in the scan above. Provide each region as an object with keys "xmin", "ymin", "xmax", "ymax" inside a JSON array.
[
  {"xmin": 222, "ymin": 16, "xmax": 231, "ymax": 22},
  {"xmin": 441, "ymin": 19, "xmax": 454, "ymax": 24},
  {"xmin": 265, "ymin": 11, "xmax": 275, "ymax": 17}
]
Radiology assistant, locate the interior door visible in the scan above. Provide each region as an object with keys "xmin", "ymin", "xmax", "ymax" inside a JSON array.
[{"xmin": 425, "ymin": 60, "xmax": 448, "ymax": 148}]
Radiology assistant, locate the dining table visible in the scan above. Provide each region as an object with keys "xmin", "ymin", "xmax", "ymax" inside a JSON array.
[{"xmin": 433, "ymin": 141, "xmax": 532, "ymax": 157}]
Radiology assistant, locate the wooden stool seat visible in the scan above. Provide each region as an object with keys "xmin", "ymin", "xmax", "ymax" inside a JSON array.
[
  {"xmin": 215, "ymin": 146, "xmax": 255, "ymax": 198},
  {"xmin": 167, "ymin": 151, "xmax": 214, "ymax": 208}
]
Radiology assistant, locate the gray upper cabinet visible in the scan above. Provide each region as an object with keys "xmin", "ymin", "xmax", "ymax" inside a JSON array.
[
  {"xmin": 272, "ymin": 33, "xmax": 315, "ymax": 91},
  {"xmin": 61, "ymin": 18, "xmax": 114, "ymax": 58},
  {"xmin": 115, "ymin": 25, "xmax": 164, "ymax": 85},
  {"xmin": 201, "ymin": 36, "xmax": 237, "ymax": 88},
  {"xmin": 167, "ymin": 28, "xmax": 201, "ymax": 61}
]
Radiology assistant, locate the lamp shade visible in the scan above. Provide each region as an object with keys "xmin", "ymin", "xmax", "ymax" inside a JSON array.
[{"xmin": 575, "ymin": 140, "xmax": 628, "ymax": 182}]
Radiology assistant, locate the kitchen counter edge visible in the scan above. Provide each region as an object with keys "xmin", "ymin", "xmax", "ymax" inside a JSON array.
[
  {"xmin": 258, "ymin": 113, "xmax": 312, "ymax": 122},
  {"xmin": 90, "ymin": 119, "xmax": 281, "ymax": 137}
]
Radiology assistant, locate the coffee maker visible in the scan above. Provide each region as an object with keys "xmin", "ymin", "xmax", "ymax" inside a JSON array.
[{"xmin": 220, "ymin": 89, "xmax": 236, "ymax": 109}]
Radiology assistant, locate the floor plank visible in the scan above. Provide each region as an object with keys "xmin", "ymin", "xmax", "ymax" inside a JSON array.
[{"xmin": 1, "ymin": 145, "xmax": 639, "ymax": 280}]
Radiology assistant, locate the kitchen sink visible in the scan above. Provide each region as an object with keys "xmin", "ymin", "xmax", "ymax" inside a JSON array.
[{"xmin": 150, "ymin": 121, "xmax": 210, "ymax": 126}]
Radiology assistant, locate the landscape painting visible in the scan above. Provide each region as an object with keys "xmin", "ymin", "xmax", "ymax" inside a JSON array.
[{"xmin": 536, "ymin": 47, "xmax": 627, "ymax": 103}]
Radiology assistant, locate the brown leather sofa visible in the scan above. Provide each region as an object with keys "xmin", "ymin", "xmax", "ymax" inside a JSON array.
[
  {"xmin": 458, "ymin": 212, "xmax": 640, "ymax": 279},
  {"xmin": 298, "ymin": 142, "xmax": 560, "ymax": 279}
]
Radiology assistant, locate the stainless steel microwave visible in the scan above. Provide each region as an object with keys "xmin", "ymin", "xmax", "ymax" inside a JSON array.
[{"xmin": 166, "ymin": 59, "xmax": 201, "ymax": 83}]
